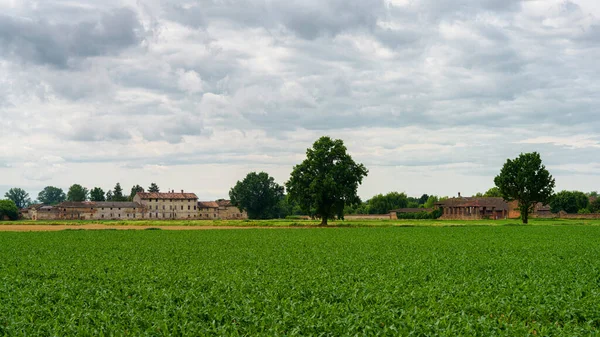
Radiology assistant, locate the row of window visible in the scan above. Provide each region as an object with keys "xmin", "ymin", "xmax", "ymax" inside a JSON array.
[
  {"xmin": 147, "ymin": 199, "xmax": 194, "ymax": 202},
  {"xmin": 149, "ymin": 205, "xmax": 196, "ymax": 210}
]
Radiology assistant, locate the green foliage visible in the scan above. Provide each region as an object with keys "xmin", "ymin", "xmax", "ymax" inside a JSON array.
[
  {"xmin": 494, "ymin": 152, "xmax": 555, "ymax": 224},
  {"xmin": 37, "ymin": 186, "xmax": 66, "ymax": 205},
  {"xmin": 0, "ymin": 199, "xmax": 19, "ymax": 220},
  {"xmin": 4, "ymin": 188, "xmax": 31, "ymax": 209},
  {"xmin": 66, "ymin": 184, "xmax": 89, "ymax": 202},
  {"xmin": 229, "ymin": 172, "xmax": 285, "ymax": 219},
  {"xmin": 578, "ymin": 208, "xmax": 591, "ymax": 214},
  {"xmin": 106, "ymin": 190, "xmax": 114, "ymax": 201},
  {"xmin": 590, "ymin": 198, "xmax": 600, "ymax": 213},
  {"xmin": 286, "ymin": 136, "xmax": 368, "ymax": 225},
  {"xmin": 407, "ymin": 201, "xmax": 419, "ymax": 208},
  {"xmin": 395, "ymin": 208, "xmax": 443, "ymax": 219},
  {"xmin": 418, "ymin": 194, "xmax": 429, "ymax": 205},
  {"xmin": 483, "ymin": 187, "xmax": 502, "ymax": 197},
  {"xmin": 367, "ymin": 192, "xmax": 408, "ymax": 214},
  {"xmin": 1, "ymin": 227, "xmax": 600, "ymax": 335},
  {"xmin": 423, "ymin": 195, "xmax": 439, "ymax": 209},
  {"xmin": 112, "ymin": 183, "xmax": 127, "ymax": 202},
  {"xmin": 89, "ymin": 187, "xmax": 106, "ymax": 202},
  {"xmin": 588, "ymin": 191, "xmax": 599, "ymax": 198},
  {"xmin": 148, "ymin": 183, "xmax": 160, "ymax": 193},
  {"xmin": 129, "ymin": 185, "xmax": 145, "ymax": 201},
  {"xmin": 550, "ymin": 190, "xmax": 589, "ymax": 214}
]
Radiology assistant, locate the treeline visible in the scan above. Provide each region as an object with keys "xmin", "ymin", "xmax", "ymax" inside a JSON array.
[{"xmin": 3, "ymin": 183, "xmax": 163, "ymax": 209}]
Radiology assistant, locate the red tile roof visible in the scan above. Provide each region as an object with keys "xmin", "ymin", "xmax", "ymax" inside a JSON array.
[{"xmin": 198, "ymin": 201, "xmax": 219, "ymax": 208}]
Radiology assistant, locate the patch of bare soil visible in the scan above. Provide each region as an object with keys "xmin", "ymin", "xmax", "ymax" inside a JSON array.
[{"xmin": 0, "ymin": 225, "xmax": 280, "ymax": 232}]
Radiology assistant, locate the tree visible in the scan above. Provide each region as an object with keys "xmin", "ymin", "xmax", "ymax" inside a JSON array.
[
  {"xmin": 589, "ymin": 191, "xmax": 599, "ymax": 198},
  {"xmin": 67, "ymin": 184, "xmax": 89, "ymax": 202},
  {"xmin": 4, "ymin": 188, "xmax": 31, "ymax": 209},
  {"xmin": 590, "ymin": 198, "xmax": 600, "ymax": 213},
  {"xmin": 483, "ymin": 187, "xmax": 502, "ymax": 197},
  {"xmin": 0, "ymin": 200, "xmax": 19, "ymax": 220},
  {"xmin": 129, "ymin": 185, "xmax": 145, "ymax": 201},
  {"xmin": 37, "ymin": 186, "xmax": 66, "ymax": 205},
  {"xmin": 494, "ymin": 152, "xmax": 555, "ymax": 224},
  {"xmin": 112, "ymin": 183, "xmax": 126, "ymax": 202},
  {"xmin": 229, "ymin": 172, "xmax": 285, "ymax": 219},
  {"xmin": 367, "ymin": 192, "xmax": 408, "ymax": 214},
  {"xmin": 90, "ymin": 187, "xmax": 106, "ymax": 201},
  {"xmin": 550, "ymin": 190, "xmax": 589, "ymax": 214},
  {"xmin": 286, "ymin": 136, "xmax": 368, "ymax": 225},
  {"xmin": 423, "ymin": 195, "xmax": 439, "ymax": 209},
  {"xmin": 418, "ymin": 194, "xmax": 429, "ymax": 205},
  {"xmin": 106, "ymin": 190, "xmax": 114, "ymax": 201},
  {"xmin": 148, "ymin": 183, "xmax": 160, "ymax": 193}
]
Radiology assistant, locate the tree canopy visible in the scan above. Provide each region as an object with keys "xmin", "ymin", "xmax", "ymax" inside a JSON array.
[
  {"xmin": 494, "ymin": 152, "xmax": 555, "ymax": 224},
  {"xmin": 112, "ymin": 183, "xmax": 126, "ymax": 202},
  {"xmin": 4, "ymin": 188, "xmax": 31, "ymax": 209},
  {"xmin": 229, "ymin": 172, "xmax": 285, "ymax": 219},
  {"xmin": 367, "ymin": 192, "xmax": 409, "ymax": 214},
  {"xmin": 550, "ymin": 190, "xmax": 589, "ymax": 214},
  {"xmin": 148, "ymin": 183, "xmax": 160, "ymax": 193},
  {"xmin": 285, "ymin": 136, "xmax": 368, "ymax": 225},
  {"xmin": 0, "ymin": 200, "xmax": 19, "ymax": 220},
  {"xmin": 37, "ymin": 186, "xmax": 66, "ymax": 205},
  {"xmin": 67, "ymin": 184, "xmax": 89, "ymax": 202},
  {"xmin": 129, "ymin": 185, "xmax": 145, "ymax": 201},
  {"xmin": 90, "ymin": 187, "xmax": 106, "ymax": 201}
]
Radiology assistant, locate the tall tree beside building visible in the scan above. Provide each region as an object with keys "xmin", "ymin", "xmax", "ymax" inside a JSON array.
[
  {"xmin": 129, "ymin": 185, "xmax": 145, "ymax": 201},
  {"xmin": 4, "ymin": 188, "xmax": 31, "ymax": 209},
  {"xmin": 229, "ymin": 172, "xmax": 285, "ymax": 219},
  {"xmin": 0, "ymin": 200, "xmax": 19, "ymax": 220},
  {"xmin": 148, "ymin": 183, "xmax": 160, "ymax": 193},
  {"xmin": 286, "ymin": 136, "xmax": 368, "ymax": 225},
  {"xmin": 89, "ymin": 187, "xmax": 106, "ymax": 201},
  {"xmin": 37, "ymin": 186, "xmax": 66, "ymax": 205},
  {"xmin": 67, "ymin": 184, "xmax": 89, "ymax": 202},
  {"xmin": 112, "ymin": 183, "xmax": 126, "ymax": 202},
  {"xmin": 494, "ymin": 152, "xmax": 555, "ymax": 224}
]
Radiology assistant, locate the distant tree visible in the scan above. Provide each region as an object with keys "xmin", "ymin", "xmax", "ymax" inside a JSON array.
[
  {"xmin": 494, "ymin": 152, "xmax": 555, "ymax": 224},
  {"xmin": 590, "ymin": 198, "xmax": 600, "ymax": 213},
  {"xmin": 37, "ymin": 186, "xmax": 66, "ymax": 205},
  {"xmin": 550, "ymin": 190, "xmax": 589, "ymax": 214},
  {"xmin": 483, "ymin": 187, "xmax": 502, "ymax": 197},
  {"xmin": 229, "ymin": 172, "xmax": 285, "ymax": 219},
  {"xmin": 106, "ymin": 190, "xmax": 114, "ymax": 201},
  {"xmin": 129, "ymin": 185, "xmax": 145, "ymax": 201},
  {"xmin": 286, "ymin": 136, "xmax": 368, "ymax": 225},
  {"xmin": 4, "ymin": 188, "xmax": 31, "ymax": 209},
  {"xmin": 112, "ymin": 183, "xmax": 126, "ymax": 202},
  {"xmin": 589, "ymin": 191, "xmax": 599, "ymax": 198},
  {"xmin": 0, "ymin": 200, "xmax": 19, "ymax": 220},
  {"xmin": 67, "ymin": 184, "xmax": 89, "ymax": 202},
  {"xmin": 407, "ymin": 201, "xmax": 419, "ymax": 208},
  {"xmin": 148, "ymin": 183, "xmax": 160, "ymax": 193},
  {"xmin": 89, "ymin": 187, "xmax": 106, "ymax": 201},
  {"xmin": 367, "ymin": 192, "xmax": 408, "ymax": 214},
  {"xmin": 418, "ymin": 194, "xmax": 429, "ymax": 205},
  {"xmin": 423, "ymin": 195, "xmax": 439, "ymax": 209}
]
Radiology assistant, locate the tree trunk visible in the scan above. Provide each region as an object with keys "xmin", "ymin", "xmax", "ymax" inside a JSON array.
[
  {"xmin": 320, "ymin": 217, "xmax": 328, "ymax": 226},
  {"xmin": 521, "ymin": 204, "xmax": 529, "ymax": 224}
]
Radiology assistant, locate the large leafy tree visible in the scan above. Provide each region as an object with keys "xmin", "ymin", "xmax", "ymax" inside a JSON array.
[
  {"xmin": 90, "ymin": 187, "xmax": 106, "ymax": 201},
  {"xmin": 494, "ymin": 152, "xmax": 555, "ymax": 224},
  {"xmin": 129, "ymin": 185, "xmax": 145, "ymax": 201},
  {"xmin": 37, "ymin": 186, "xmax": 66, "ymax": 205},
  {"xmin": 148, "ymin": 183, "xmax": 160, "ymax": 193},
  {"xmin": 0, "ymin": 200, "xmax": 19, "ymax": 220},
  {"xmin": 550, "ymin": 190, "xmax": 589, "ymax": 214},
  {"xmin": 4, "ymin": 188, "xmax": 31, "ymax": 209},
  {"xmin": 229, "ymin": 172, "xmax": 285, "ymax": 219},
  {"xmin": 286, "ymin": 136, "xmax": 368, "ymax": 225},
  {"xmin": 67, "ymin": 184, "xmax": 89, "ymax": 202}
]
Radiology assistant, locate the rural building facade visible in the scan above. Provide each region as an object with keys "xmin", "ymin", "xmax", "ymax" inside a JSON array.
[
  {"xmin": 133, "ymin": 191, "xmax": 199, "ymax": 219},
  {"xmin": 30, "ymin": 201, "xmax": 145, "ymax": 220},
  {"xmin": 197, "ymin": 200, "xmax": 248, "ymax": 219},
  {"xmin": 436, "ymin": 197, "xmax": 509, "ymax": 220}
]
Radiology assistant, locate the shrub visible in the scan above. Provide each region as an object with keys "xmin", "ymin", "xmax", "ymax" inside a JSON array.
[{"xmin": 0, "ymin": 200, "xmax": 19, "ymax": 220}]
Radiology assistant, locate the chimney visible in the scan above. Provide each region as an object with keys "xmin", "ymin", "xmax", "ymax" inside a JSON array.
[
  {"xmin": 458, "ymin": 192, "xmax": 461, "ymax": 198},
  {"xmin": 181, "ymin": 189, "xmax": 184, "ymax": 193}
]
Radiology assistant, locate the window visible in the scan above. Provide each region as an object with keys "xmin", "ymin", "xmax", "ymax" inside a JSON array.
[
  {"xmin": 163, "ymin": 205, "xmax": 165, "ymax": 210},
  {"xmin": 110, "ymin": 208, "xmax": 113, "ymax": 210},
  {"xmin": 194, "ymin": 206, "xmax": 196, "ymax": 210},
  {"xmin": 188, "ymin": 205, "xmax": 190, "ymax": 210},
  {"xmin": 188, "ymin": 214, "xmax": 190, "ymax": 218},
  {"xmin": 118, "ymin": 214, "xmax": 121, "ymax": 217},
  {"xmin": 102, "ymin": 214, "xmax": 105, "ymax": 218},
  {"xmin": 170, "ymin": 199, "xmax": 172, "ymax": 202},
  {"xmin": 102, "ymin": 208, "xmax": 104, "ymax": 210},
  {"xmin": 119, "ymin": 208, "xmax": 121, "ymax": 210},
  {"xmin": 149, "ymin": 213, "xmax": 152, "ymax": 218},
  {"xmin": 181, "ymin": 206, "xmax": 183, "ymax": 210},
  {"xmin": 156, "ymin": 212, "xmax": 158, "ymax": 218}
]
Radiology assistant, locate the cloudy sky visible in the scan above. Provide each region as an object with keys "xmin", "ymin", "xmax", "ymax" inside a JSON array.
[{"xmin": 1, "ymin": 0, "xmax": 599, "ymax": 201}]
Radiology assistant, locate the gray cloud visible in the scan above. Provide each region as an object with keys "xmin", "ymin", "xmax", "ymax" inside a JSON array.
[{"xmin": 0, "ymin": 7, "xmax": 144, "ymax": 68}]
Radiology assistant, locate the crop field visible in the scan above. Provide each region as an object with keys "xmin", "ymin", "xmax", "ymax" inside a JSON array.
[{"xmin": 1, "ymin": 227, "xmax": 600, "ymax": 335}]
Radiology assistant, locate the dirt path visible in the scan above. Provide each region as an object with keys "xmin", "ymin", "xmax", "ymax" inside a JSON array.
[{"xmin": 0, "ymin": 224, "xmax": 281, "ymax": 232}]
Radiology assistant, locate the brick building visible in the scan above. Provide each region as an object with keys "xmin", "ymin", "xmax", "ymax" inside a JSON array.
[{"xmin": 436, "ymin": 197, "xmax": 509, "ymax": 220}]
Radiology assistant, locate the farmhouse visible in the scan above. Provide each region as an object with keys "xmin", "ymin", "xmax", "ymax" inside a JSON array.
[
  {"xmin": 30, "ymin": 201, "xmax": 145, "ymax": 220},
  {"xmin": 133, "ymin": 191, "xmax": 199, "ymax": 219},
  {"xmin": 197, "ymin": 200, "xmax": 248, "ymax": 219},
  {"xmin": 436, "ymin": 197, "xmax": 509, "ymax": 220}
]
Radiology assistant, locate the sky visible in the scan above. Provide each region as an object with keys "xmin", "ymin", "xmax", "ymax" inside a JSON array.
[{"xmin": 1, "ymin": 0, "xmax": 600, "ymax": 201}]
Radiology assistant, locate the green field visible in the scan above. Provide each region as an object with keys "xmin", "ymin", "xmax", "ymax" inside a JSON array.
[
  {"xmin": 1, "ymin": 227, "xmax": 600, "ymax": 335},
  {"xmin": 7, "ymin": 217, "xmax": 600, "ymax": 227}
]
